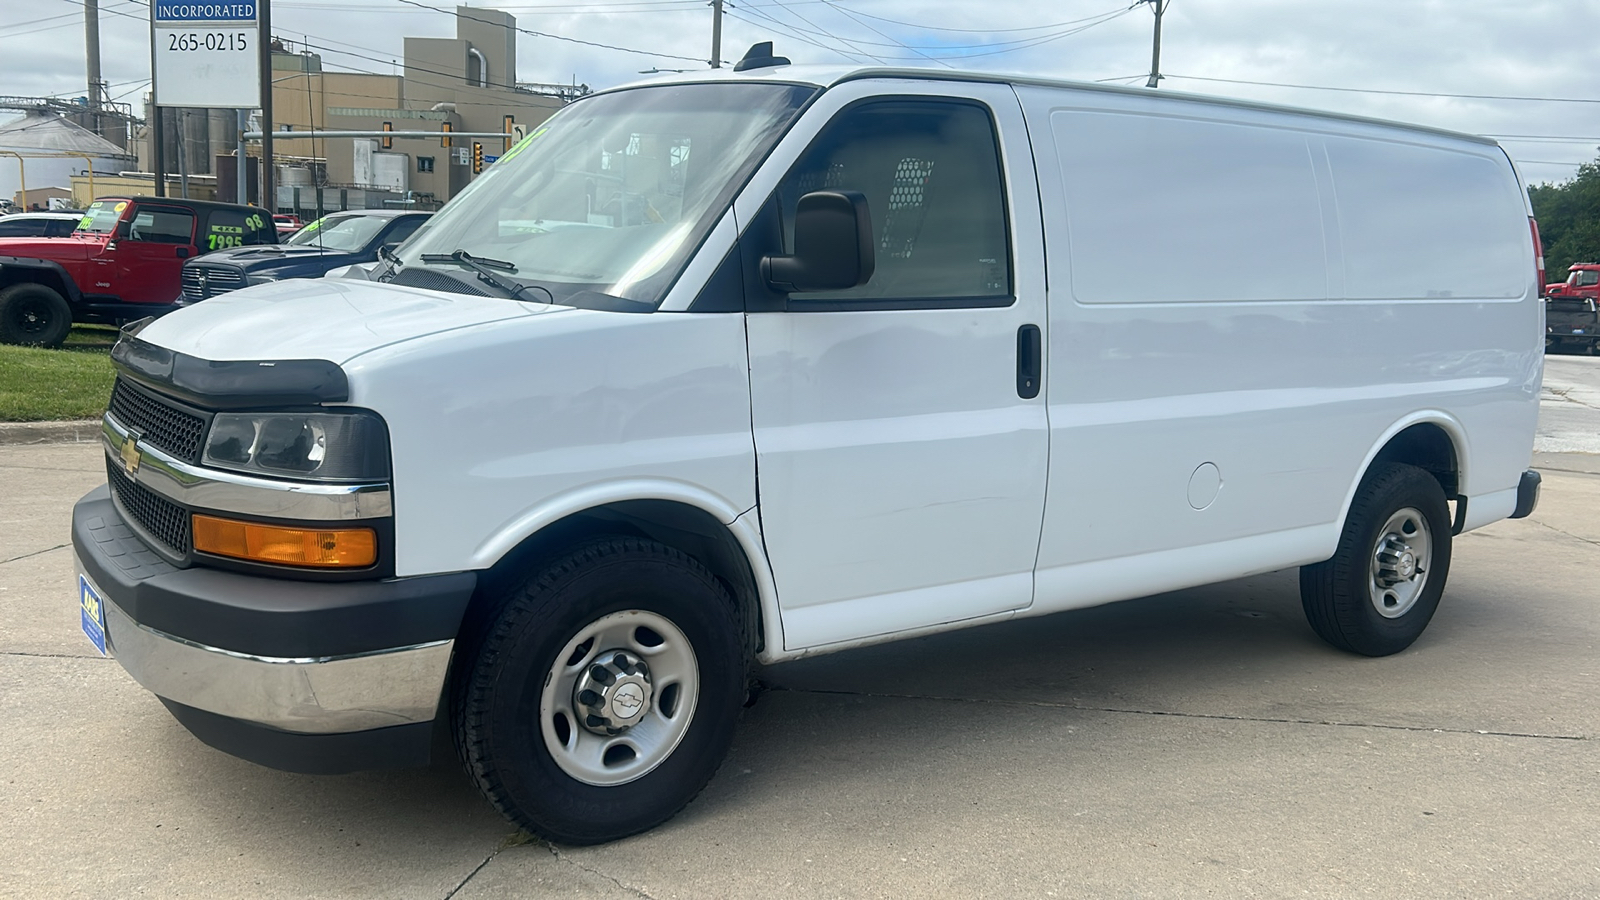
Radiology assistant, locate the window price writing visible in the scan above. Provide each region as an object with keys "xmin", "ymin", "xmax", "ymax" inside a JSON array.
[{"xmin": 168, "ymin": 31, "xmax": 249, "ymax": 52}]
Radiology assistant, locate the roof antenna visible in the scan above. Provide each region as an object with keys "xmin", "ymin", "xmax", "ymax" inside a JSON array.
[{"xmin": 733, "ymin": 42, "xmax": 790, "ymax": 72}]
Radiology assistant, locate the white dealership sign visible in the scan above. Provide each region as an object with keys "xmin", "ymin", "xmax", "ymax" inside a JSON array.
[{"xmin": 152, "ymin": 1, "xmax": 260, "ymax": 108}]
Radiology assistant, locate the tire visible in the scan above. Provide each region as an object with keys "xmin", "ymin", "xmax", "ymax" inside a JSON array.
[
  {"xmin": 0, "ymin": 283, "xmax": 72, "ymax": 347},
  {"xmin": 1300, "ymin": 462, "xmax": 1452, "ymax": 657},
  {"xmin": 453, "ymin": 537, "xmax": 746, "ymax": 844}
]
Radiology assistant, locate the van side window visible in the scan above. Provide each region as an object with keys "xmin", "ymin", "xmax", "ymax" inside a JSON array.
[
  {"xmin": 777, "ymin": 99, "xmax": 1011, "ymax": 303},
  {"xmin": 126, "ymin": 208, "xmax": 195, "ymax": 244}
]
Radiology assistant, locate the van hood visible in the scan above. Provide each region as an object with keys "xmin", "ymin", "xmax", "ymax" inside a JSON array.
[{"xmin": 134, "ymin": 276, "xmax": 554, "ymax": 364}]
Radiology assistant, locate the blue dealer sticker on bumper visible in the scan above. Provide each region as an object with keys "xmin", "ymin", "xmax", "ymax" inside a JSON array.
[{"xmin": 79, "ymin": 574, "xmax": 107, "ymax": 656}]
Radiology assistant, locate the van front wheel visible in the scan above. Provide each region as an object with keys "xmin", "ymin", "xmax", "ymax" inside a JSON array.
[
  {"xmin": 1300, "ymin": 463, "xmax": 1452, "ymax": 657},
  {"xmin": 453, "ymin": 538, "xmax": 746, "ymax": 844}
]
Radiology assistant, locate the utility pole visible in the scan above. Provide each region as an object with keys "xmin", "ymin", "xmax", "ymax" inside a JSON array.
[
  {"xmin": 85, "ymin": 0, "xmax": 103, "ymax": 136},
  {"xmin": 237, "ymin": 109, "xmax": 249, "ymax": 204},
  {"xmin": 709, "ymin": 0, "xmax": 723, "ymax": 68},
  {"xmin": 258, "ymin": 0, "xmax": 274, "ymax": 208},
  {"xmin": 147, "ymin": 2, "xmax": 164, "ymax": 197},
  {"xmin": 1145, "ymin": 0, "xmax": 1165, "ymax": 88},
  {"xmin": 176, "ymin": 109, "xmax": 190, "ymax": 198}
]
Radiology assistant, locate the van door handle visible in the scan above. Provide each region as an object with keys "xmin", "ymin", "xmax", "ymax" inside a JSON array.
[{"xmin": 1016, "ymin": 324, "xmax": 1041, "ymax": 399}]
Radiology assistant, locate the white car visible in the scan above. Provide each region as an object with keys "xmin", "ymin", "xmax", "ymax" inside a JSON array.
[
  {"xmin": 0, "ymin": 211, "xmax": 82, "ymax": 238},
  {"xmin": 72, "ymin": 45, "xmax": 1543, "ymax": 845}
]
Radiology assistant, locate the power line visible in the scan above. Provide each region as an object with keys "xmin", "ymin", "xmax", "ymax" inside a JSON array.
[
  {"xmin": 734, "ymin": 2, "xmax": 888, "ymax": 63},
  {"xmin": 763, "ymin": 0, "xmax": 891, "ymax": 64},
  {"xmin": 280, "ymin": 0, "xmax": 709, "ymax": 10},
  {"xmin": 391, "ymin": 0, "xmax": 706, "ymax": 63},
  {"xmin": 1164, "ymin": 73, "xmax": 1600, "ymax": 105},
  {"xmin": 733, "ymin": 2, "xmax": 1136, "ymax": 62},
  {"xmin": 724, "ymin": 9, "xmax": 877, "ymax": 64},
  {"xmin": 828, "ymin": 3, "xmax": 955, "ymax": 68},
  {"xmin": 741, "ymin": 3, "xmax": 1134, "ymax": 52},
  {"xmin": 826, "ymin": 2, "xmax": 1144, "ymax": 34}
]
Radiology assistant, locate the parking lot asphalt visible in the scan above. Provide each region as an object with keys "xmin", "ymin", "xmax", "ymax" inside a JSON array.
[{"xmin": 2, "ymin": 360, "xmax": 1597, "ymax": 898}]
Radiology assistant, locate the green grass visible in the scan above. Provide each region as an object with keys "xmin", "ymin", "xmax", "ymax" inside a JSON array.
[{"xmin": 0, "ymin": 325, "xmax": 118, "ymax": 422}]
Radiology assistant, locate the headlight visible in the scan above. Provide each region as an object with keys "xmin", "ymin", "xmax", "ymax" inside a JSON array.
[
  {"xmin": 246, "ymin": 274, "xmax": 279, "ymax": 285},
  {"xmin": 202, "ymin": 410, "xmax": 390, "ymax": 482}
]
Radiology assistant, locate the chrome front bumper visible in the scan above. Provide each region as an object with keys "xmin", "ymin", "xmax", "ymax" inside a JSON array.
[{"xmin": 88, "ymin": 556, "xmax": 453, "ymax": 735}]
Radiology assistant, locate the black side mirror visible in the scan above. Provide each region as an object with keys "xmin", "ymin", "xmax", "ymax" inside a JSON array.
[{"xmin": 763, "ymin": 190, "xmax": 874, "ymax": 293}]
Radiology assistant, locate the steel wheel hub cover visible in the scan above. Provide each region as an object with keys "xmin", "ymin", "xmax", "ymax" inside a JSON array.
[
  {"xmin": 539, "ymin": 609, "xmax": 700, "ymax": 787},
  {"xmin": 575, "ymin": 651, "xmax": 654, "ymax": 735},
  {"xmin": 1368, "ymin": 508, "xmax": 1432, "ymax": 619}
]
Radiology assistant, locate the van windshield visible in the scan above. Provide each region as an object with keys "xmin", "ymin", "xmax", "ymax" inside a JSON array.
[{"xmin": 389, "ymin": 82, "xmax": 816, "ymax": 308}]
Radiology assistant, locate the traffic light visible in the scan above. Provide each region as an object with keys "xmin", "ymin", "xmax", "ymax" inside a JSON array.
[
  {"xmin": 472, "ymin": 142, "xmax": 484, "ymax": 174},
  {"xmin": 441, "ymin": 122, "xmax": 452, "ymax": 148},
  {"xmin": 381, "ymin": 121, "xmax": 393, "ymax": 149}
]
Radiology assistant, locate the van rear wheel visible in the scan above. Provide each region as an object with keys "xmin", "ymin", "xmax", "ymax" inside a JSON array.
[
  {"xmin": 0, "ymin": 283, "xmax": 72, "ymax": 347},
  {"xmin": 453, "ymin": 537, "xmax": 746, "ymax": 844},
  {"xmin": 1300, "ymin": 462, "xmax": 1452, "ymax": 657}
]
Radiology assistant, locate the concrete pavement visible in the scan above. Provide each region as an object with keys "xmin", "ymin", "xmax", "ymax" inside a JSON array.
[
  {"xmin": 1540, "ymin": 353, "xmax": 1600, "ymax": 454},
  {"xmin": 2, "ymin": 418, "xmax": 1597, "ymax": 897}
]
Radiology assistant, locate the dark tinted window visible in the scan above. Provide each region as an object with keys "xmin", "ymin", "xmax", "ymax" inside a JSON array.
[
  {"xmin": 383, "ymin": 216, "xmax": 426, "ymax": 246},
  {"xmin": 0, "ymin": 220, "xmax": 35, "ymax": 237},
  {"xmin": 46, "ymin": 219, "xmax": 77, "ymax": 236},
  {"xmin": 204, "ymin": 208, "xmax": 275, "ymax": 251},
  {"xmin": 127, "ymin": 207, "xmax": 195, "ymax": 244},
  {"xmin": 777, "ymin": 100, "xmax": 1011, "ymax": 302}
]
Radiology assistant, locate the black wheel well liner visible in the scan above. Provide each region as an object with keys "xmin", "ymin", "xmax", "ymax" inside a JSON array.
[
  {"xmin": 1369, "ymin": 422, "xmax": 1460, "ymax": 499},
  {"xmin": 0, "ymin": 258, "xmax": 82, "ymax": 304},
  {"xmin": 471, "ymin": 501, "xmax": 765, "ymax": 658}
]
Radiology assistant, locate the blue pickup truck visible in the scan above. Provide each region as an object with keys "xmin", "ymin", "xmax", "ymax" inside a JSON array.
[{"xmin": 177, "ymin": 209, "xmax": 429, "ymax": 303}]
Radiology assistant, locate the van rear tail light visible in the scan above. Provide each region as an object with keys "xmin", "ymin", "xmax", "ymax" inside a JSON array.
[{"xmin": 1531, "ymin": 217, "xmax": 1545, "ymax": 294}]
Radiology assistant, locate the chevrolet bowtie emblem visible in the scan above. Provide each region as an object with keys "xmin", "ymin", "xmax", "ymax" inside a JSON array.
[{"xmin": 120, "ymin": 431, "xmax": 143, "ymax": 476}]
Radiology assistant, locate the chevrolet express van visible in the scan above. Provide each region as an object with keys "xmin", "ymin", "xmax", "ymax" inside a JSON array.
[{"xmin": 72, "ymin": 49, "xmax": 1544, "ymax": 845}]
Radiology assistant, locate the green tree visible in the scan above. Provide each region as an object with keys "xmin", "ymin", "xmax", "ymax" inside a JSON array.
[{"xmin": 1530, "ymin": 154, "xmax": 1600, "ymax": 284}]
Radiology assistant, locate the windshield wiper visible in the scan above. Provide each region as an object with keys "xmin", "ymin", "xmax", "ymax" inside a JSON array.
[{"xmin": 420, "ymin": 249, "xmax": 551, "ymax": 303}]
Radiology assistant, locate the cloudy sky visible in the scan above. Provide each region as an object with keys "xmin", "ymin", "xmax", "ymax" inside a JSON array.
[{"xmin": 3, "ymin": 0, "xmax": 1598, "ymax": 184}]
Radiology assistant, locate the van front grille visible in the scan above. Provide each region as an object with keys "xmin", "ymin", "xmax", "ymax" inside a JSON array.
[
  {"xmin": 107, "ymin": 460, "xmax": 192, "ymax": 556},
  {"xmin": 108, "ymin": 379, "xmax": 207, "ymax": 463}
]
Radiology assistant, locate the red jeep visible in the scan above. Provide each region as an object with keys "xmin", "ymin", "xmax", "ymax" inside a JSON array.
[{"xmin": 0, "ymin": 196, "xmax": 277, "ymax": 347}]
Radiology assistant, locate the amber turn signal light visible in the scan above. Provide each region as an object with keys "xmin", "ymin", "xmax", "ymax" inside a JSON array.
[{"xmin": 192, "ymin": 514, "xmax": 378, "ymax": 568}]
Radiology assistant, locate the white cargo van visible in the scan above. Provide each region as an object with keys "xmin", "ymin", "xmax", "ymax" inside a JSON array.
[{"xmin": 72, "ymin": 46, "xmax": 1544, "ymax": 844}]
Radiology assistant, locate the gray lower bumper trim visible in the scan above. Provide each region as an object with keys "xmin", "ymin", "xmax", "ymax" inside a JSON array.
[{"xmin": 104, "ymin": 596, "xmax": 453, "ymax": 734}]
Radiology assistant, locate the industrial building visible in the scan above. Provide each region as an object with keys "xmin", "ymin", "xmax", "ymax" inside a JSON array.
[{"xmin": 0, "ymin": 109, "xmax": 135, "ymax": 210}]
